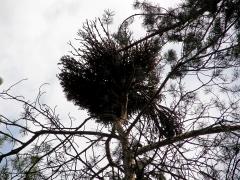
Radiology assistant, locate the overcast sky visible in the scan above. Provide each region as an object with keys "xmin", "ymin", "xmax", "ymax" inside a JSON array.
[{"xmin": 0, "ymin": 0, "xmax": 179, "ymax": 121}]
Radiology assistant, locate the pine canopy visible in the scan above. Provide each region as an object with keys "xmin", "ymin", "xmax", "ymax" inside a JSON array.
[
  {"xmin": 59, "ymin": 22, "xmax": 159, "ymax": 120},
  {"xmin": 58, "ymin": 20, "xmax": 182, "ymax": 137}
]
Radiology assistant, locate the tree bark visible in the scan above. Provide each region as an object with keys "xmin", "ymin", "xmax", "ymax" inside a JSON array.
[
  {"xmin": 115, "ymin": 120, "xmax": 135, "ymax": 180},
  {"xmin": 114, "ymin": 94, "xmax": 136, "ymax": 180}
]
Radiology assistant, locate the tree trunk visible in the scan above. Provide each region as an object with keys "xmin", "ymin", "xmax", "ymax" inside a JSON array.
[
  {"xmin": 114, "ymin": 94, "xmax": 136, "ymax": 180},
  {"xmin": 115, "ymin": 120, "xmax": 135, "ymax": 180}
]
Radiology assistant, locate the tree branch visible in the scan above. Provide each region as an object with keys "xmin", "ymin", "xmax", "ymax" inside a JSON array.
[
  {"xmin": 0, "ymin": 130, "xmax": 119, "ymax": 163},
  {"xmin": 137, "ymin": 124, "xmax": 240, "ymax": 155}
]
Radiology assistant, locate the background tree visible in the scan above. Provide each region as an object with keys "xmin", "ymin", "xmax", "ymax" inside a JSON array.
[{"xmin": 1, "ymin": 0, "xmax": 240, "ymax": 179}]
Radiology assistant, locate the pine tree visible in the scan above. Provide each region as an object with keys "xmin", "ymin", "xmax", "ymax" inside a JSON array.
[{"xmin": 1, "ymin": 0, "xmax": 240, "ymax": 179}]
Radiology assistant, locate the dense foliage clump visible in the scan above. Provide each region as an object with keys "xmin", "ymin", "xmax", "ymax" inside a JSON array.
[{"xmin": 58, "ymin": 22, "xmax": 163, "ymax": 124}]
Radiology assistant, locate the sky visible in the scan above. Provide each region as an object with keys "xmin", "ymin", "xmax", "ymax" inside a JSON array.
[
  {"xmin": 0, "ymin": 0, "xmax": 179, "ymax": 123},
  {"xmin": 0, "ymin": 0, "xmax": 184, "ymax": 159}
]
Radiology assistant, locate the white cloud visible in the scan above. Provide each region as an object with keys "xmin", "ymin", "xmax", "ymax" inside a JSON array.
[{"xmin": 0, "ymin": 0, "xmax": 178, "ymax": 119}]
